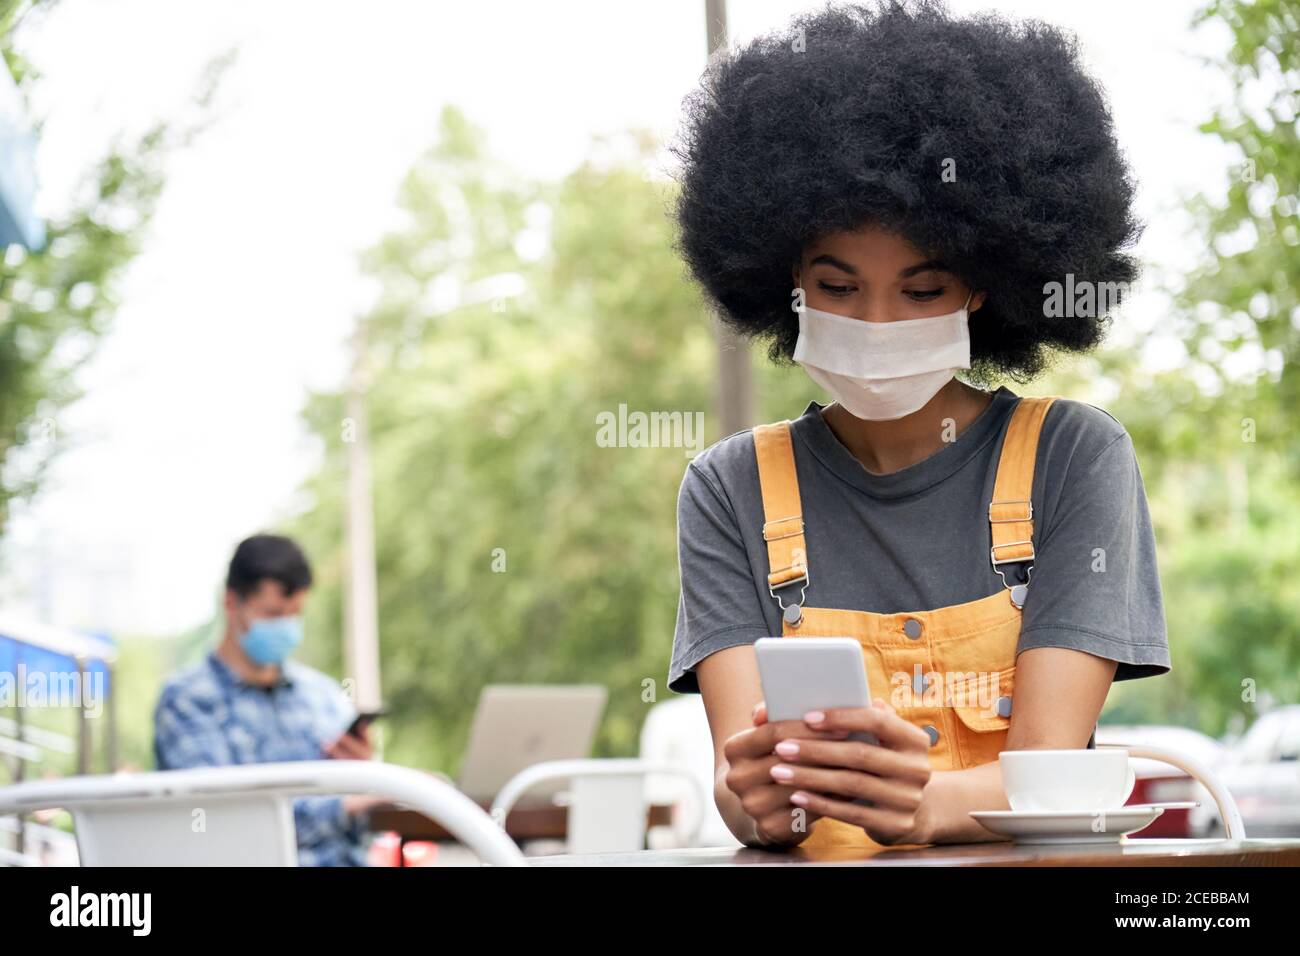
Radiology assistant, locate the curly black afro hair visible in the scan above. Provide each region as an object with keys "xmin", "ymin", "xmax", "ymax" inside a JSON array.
[{"xmin": 669, "ymin": 0, "xmax": 1143, "ymax": 381}]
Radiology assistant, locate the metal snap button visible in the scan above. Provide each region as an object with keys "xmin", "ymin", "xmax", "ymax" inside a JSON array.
[
  {"xmin": 922, "ymin": 724, "xmax": 939, "ymax": 747},
  {"xmin": 903, "ymin": 617, "xmax": 923, "ymax": 640},
  {"xmin": 783, "ymin": 604, "xmax": 803, "ymax": 627},
  {"xmin": 996, "ymin": 695, "xmax": 1012, "ymax": 718}
]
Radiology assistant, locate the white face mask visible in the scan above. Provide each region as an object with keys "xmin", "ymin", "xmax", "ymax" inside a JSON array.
[{"xmin": 792, "ymin": 291, "xmax": 974, "ymax": 421}]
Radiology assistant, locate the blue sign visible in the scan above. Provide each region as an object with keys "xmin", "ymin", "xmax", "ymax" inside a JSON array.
[{"xmin": 0, "ymin": 63, "xmax": 44, "ymax": 251}]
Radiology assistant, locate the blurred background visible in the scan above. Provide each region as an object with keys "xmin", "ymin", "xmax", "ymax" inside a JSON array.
[{"xmin": 0, "ymin": 0, "xmax": 1297, "ymax": 853}]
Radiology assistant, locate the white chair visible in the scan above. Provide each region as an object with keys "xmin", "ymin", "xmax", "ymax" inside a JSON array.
[
  {"xmin": 640, "ymin": 695, "xmax": 740, "ymax": 848},
  {"xmin": 0, "ymin": 761, "xmax": 526, "ymax": 866},
  {"xmin": 1096, "ymin": 741, "xmax": 1247, "ymax": 839},
  {"xmin": 491, "ymin": 758, "xmax": 705, "ymax": 854}
]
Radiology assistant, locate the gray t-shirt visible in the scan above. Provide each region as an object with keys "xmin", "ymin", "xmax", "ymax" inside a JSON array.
[{"xmin": 667, "ymin": 385, "xmax": 1171, "ymax": 694}]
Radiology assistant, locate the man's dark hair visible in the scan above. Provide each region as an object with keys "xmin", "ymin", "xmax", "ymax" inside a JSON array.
[{"xmin": 226, "ymin": 534, "xmax": 313, "ymax": 599}]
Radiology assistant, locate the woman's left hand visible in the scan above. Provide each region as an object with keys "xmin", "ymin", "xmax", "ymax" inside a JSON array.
[{"xmin": 766, "ymin": 699, "xmax": 933, "ymax": 845}]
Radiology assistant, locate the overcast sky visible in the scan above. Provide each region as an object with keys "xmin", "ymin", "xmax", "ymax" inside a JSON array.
[{"xmin": 1, "ymin": 0, "xmax": 1234, "ymax": 637}]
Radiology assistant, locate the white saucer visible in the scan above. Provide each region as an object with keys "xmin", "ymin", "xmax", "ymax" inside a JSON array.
[{"xmin": 970, "ymin": 806, "xmax": 1165, "ymax": 844}]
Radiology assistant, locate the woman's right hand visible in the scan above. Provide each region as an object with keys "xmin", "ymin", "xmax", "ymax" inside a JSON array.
[{"xmin": 721, "ymin": 701, "xmax": 849, "ymax": 846}]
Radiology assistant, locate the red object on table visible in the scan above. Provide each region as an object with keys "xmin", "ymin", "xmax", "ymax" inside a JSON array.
[{"xmin": 367, "ymin": 831, "xmax": 441, "ymax": 867}]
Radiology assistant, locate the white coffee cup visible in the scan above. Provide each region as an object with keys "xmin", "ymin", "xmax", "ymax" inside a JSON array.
[{"xmin": 1000, "ymin": 749, "xmax": 1136, "ymax": 813}]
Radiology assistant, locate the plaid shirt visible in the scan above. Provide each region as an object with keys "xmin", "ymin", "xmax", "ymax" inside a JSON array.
[{"xmin": 153, "ymin": 650, "xmax": 368, "ymax": 866}]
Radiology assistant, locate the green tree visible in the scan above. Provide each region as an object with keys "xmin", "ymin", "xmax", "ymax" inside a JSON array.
[
  {"xmin": 1151, "ymin": 0, "xmax": 1300, "ymax": 733},
  {"xmin": 0, "ymin": 1, "xmax": 227, "ymax": 782},
  {"xmin": 0, "ymin": 1, "xmax": 227, "ymax": 538},
  {"xmin": 1039, "ymin": 0, "xmax": 1300, "ymax": 736},
  {"xmin": 288, "ymin": 110, "xmax": 730, "ymax": 770}
]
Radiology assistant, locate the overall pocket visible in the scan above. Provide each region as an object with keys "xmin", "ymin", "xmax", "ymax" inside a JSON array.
[{"xmin": 949, "ymin": 664, "xmax": 1016, "ymax": 768}]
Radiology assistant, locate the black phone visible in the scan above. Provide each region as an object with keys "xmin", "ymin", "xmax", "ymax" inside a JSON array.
[{"xmin": 346, "ymin": 709, "xmax": 387, "ymax": 738}]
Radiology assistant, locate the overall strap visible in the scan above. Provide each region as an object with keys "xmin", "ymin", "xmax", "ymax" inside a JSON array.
[
  {"xmin": 753, "ymin": 422, "xmax": 810, "ymax": 623},
  {"xmin": 988, "ymin": 396, "xmax": 1057, "ymax": 604}
]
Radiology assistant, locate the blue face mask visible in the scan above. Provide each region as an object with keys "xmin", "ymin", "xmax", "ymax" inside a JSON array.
[{"xmin": 240, "ymin": 616, "xmax": 304, "ymax": 666}]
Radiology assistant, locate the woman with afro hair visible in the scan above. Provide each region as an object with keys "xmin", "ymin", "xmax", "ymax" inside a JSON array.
[{"xmin": 666, "ymin": 0, "xmax": 1171, "ymax": 851}]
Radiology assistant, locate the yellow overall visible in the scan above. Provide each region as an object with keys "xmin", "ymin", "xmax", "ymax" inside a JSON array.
[{"xmin": 753, "ymin": 396, "xmax": 1057, "ymax": 849}]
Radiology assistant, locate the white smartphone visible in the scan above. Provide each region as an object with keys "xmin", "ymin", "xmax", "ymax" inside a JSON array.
[
  {"xmin": 754, "ymin": 637, "xmax": 879, "ymax": 746},
  {"xmin": 755, "ymin": 637, "xmax": 880, "ymax": 808}
]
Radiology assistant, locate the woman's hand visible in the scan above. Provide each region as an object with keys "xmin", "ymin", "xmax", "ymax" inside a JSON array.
[
  {"xmin": 768, "ymin": 699, "xmax": 933, "ymax": 846},
  {"xmin": 721, "ymin": 702, "xmax": 852, "ymax": 846}
]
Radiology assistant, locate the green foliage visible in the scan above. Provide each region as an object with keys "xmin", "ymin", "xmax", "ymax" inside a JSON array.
[
  {"xmin": 1035, "ymin": 0, "xmax": 1300, "ymax": 737},
  {"xmin": 1182, "ymin": 0, "xmax": 1300, "ymax": 464},
  {"xmin": 0, "ymin": 4, "xmax": 230, "ymax": 781},
  {"xmin": 0, "ymin": 128, "xmax": 170, "ymax": 529},
  {"xmin": 288, "ymin": 112, "xmax": 726, "ymax": 771},
  {"xmin": 1145, "ymin": 0, "xmax": 1300, "ymax": 734},
  {"xmin": 0, "ymin": 3, "xmax": 172, "ymax": 536}
]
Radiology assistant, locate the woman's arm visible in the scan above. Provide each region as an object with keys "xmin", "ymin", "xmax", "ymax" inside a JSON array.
[
  {"xmin": 908, "ymin": 417, "xmax": 1165, "ymax": 842},
  {"xmin": 674, "ymin": 457, "xmax": 837, "ymax": 846},
  {"xmin": 913, "ymin": 417, "xmax": 1162, "ymax": 842},
  {"xmin": 910, "ymin": 645, "xmax": 1119, "ymax": 843}
]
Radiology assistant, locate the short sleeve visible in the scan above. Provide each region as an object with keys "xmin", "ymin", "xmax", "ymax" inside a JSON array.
[
  {"xmin": 667, "ymin": 461, "xmax": 772, "ymax": 694},
  {"xmin": 1017, "ymin": 430, "xmax": 1171, "ymax": 680}
]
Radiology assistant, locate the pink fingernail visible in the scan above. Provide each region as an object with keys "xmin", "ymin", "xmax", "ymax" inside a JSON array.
[
  {"xmin": 770, "ymin": 765, "xmax": 794, "ymax": 781},
  {"xmin": 790, "ymin": 791, "xmax": 810, "ymax": 806},
  {"xmin": 775, "ymin": 740, "xmax": 800, "ymax": 757},
  {"xmin": 804, "ymin": 710, "xmax": 825, "ymax": 725}
]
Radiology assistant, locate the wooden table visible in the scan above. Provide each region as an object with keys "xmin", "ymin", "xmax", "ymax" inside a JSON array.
[{"xmin": 526, "ymin": 837, "xmax": 1300, "ymax": 867}]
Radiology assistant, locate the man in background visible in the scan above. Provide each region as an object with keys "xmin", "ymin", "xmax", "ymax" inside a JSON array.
[{"xmin": 154, "ymin": 533, "xmax": 377, "ymax": 866}]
